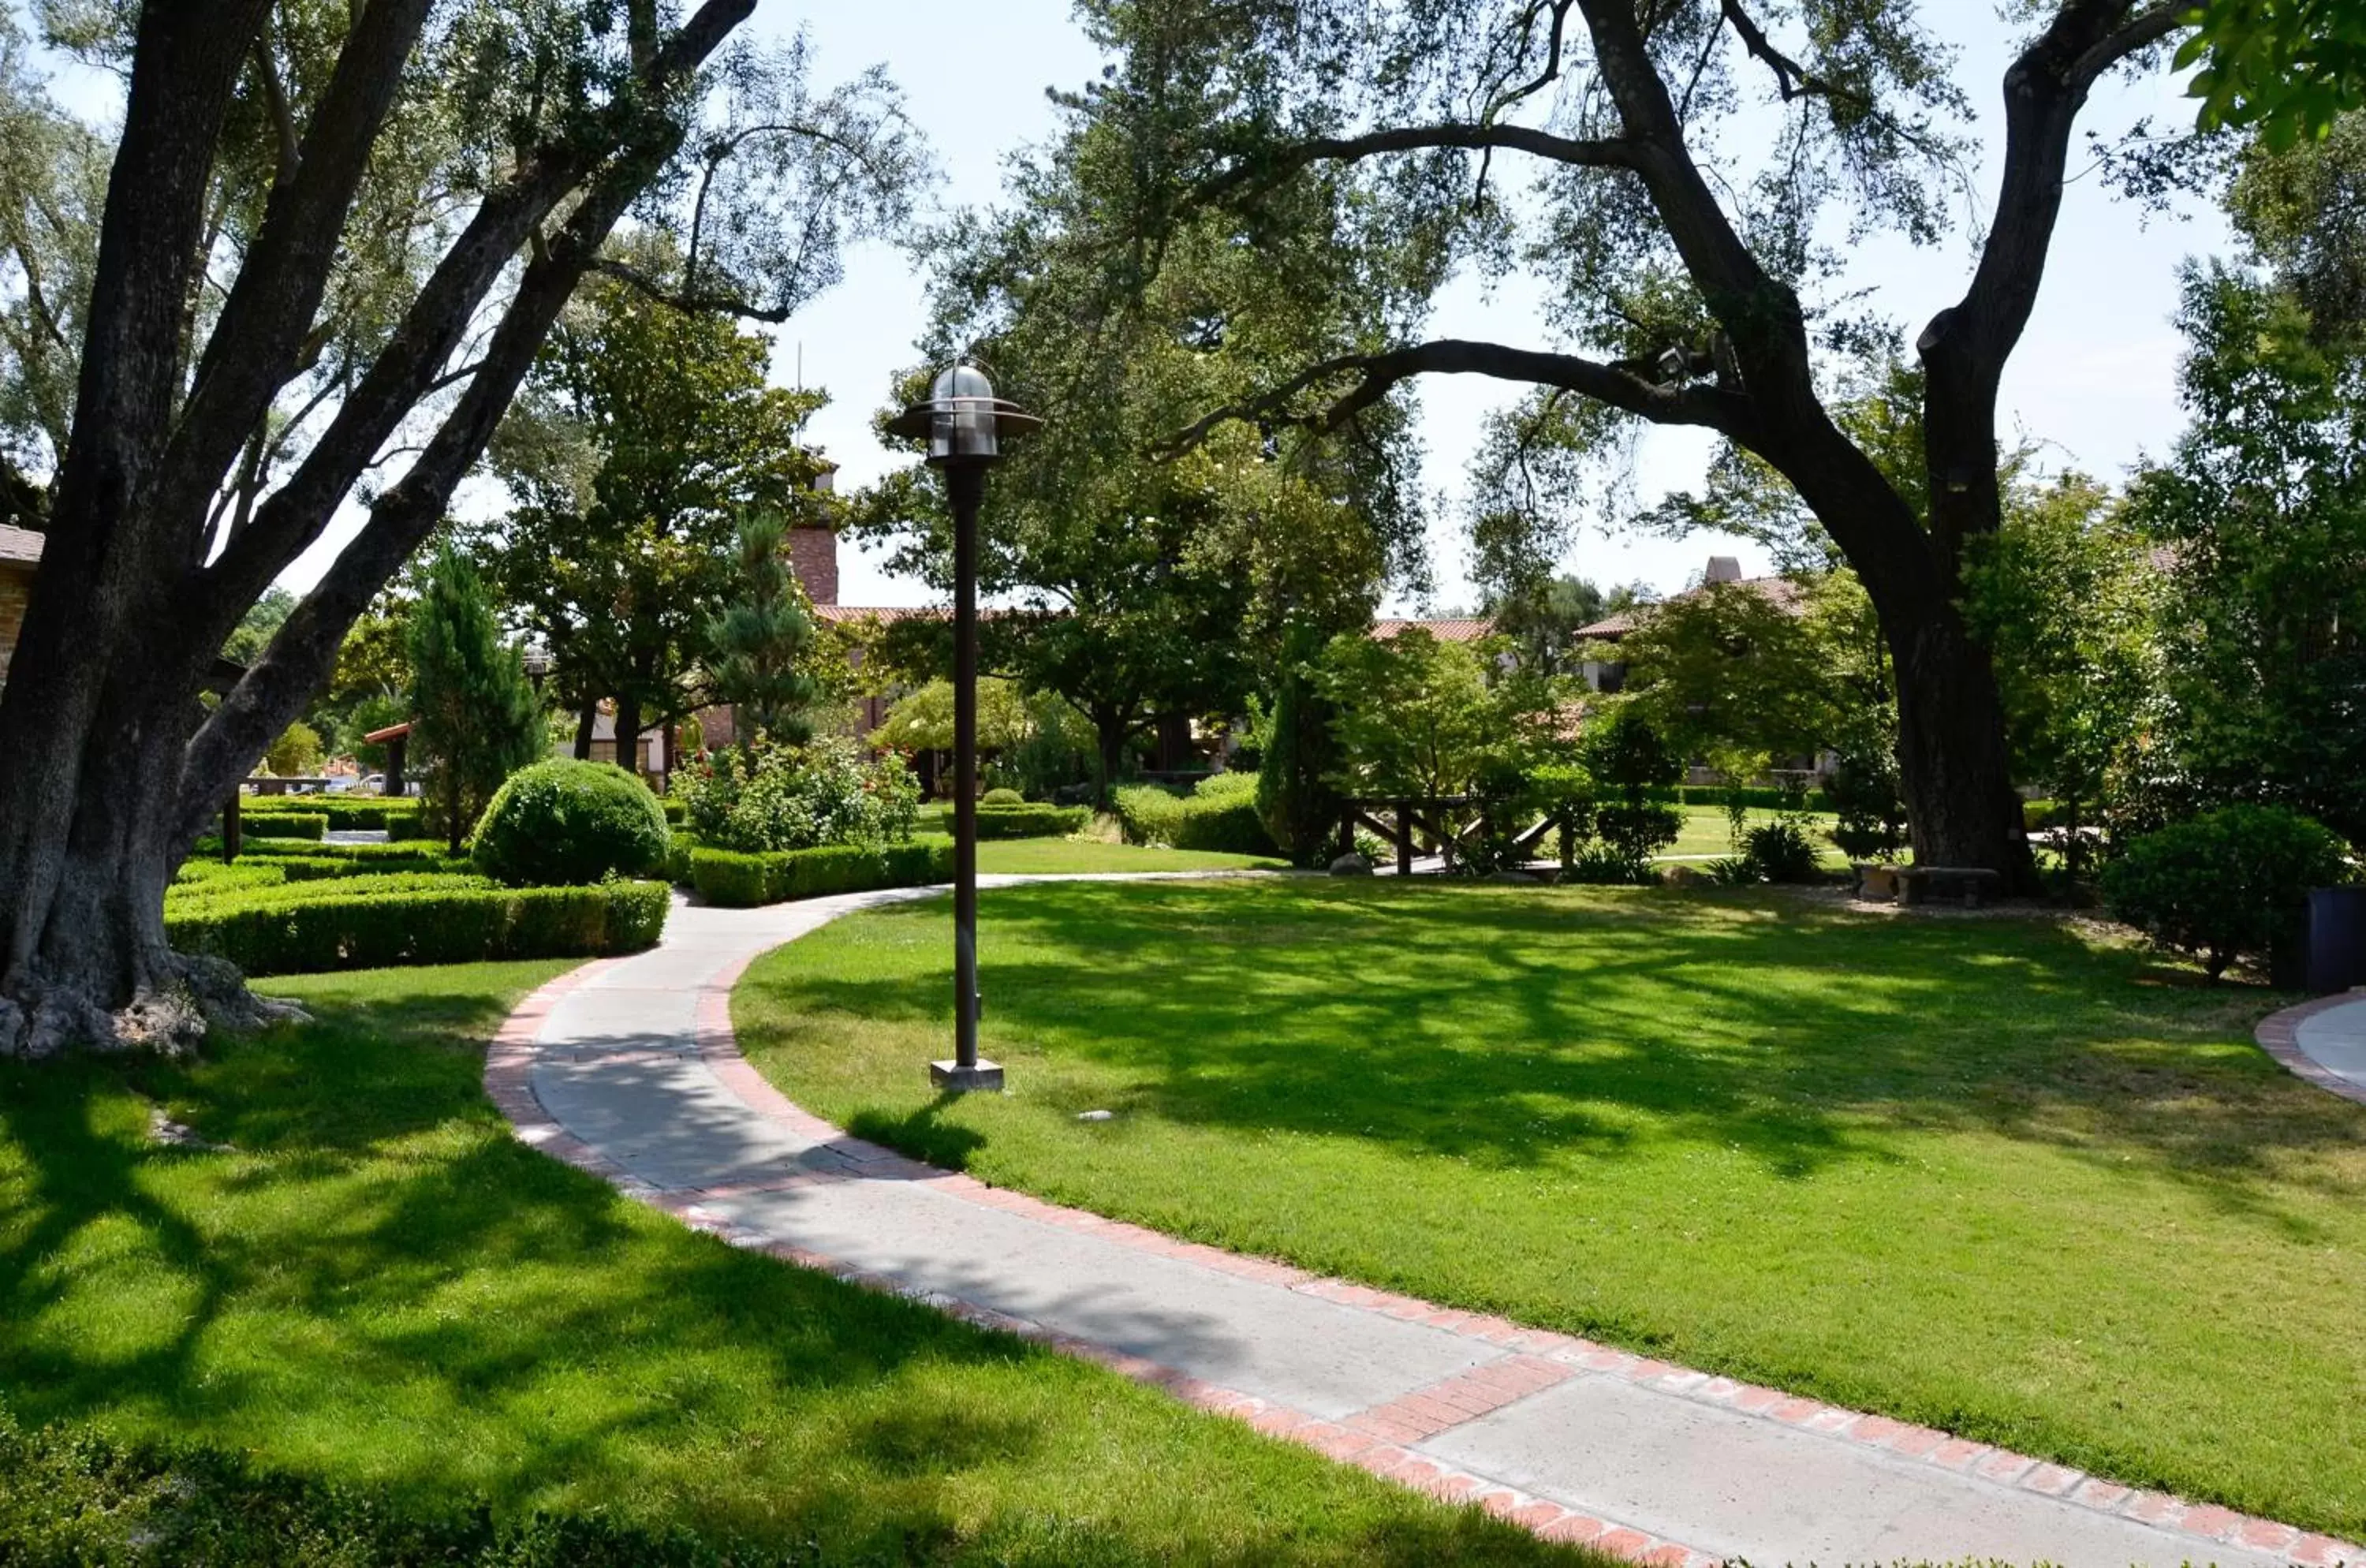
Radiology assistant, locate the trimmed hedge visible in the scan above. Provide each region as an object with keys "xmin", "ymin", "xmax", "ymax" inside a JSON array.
[
  {"xmin": 689, "ymin": 841, "xmax": 953, "ymax": 909},
  {"xmin": 243, "ymin": 812, "xmax": 327, "ymax": 841},
  {"xmin": 975, "ymin": 803, "xmax": 1091, "ymax": 839},
  {"xmin": 167, "ymin": 879, "xmax": 669, "ymax": 976},
  {"xmin": 242, "ymin": 795, "xmax": 422, "ymax": 831},
  {"xmin": 1112, "ymin": 785, "xmax": 1278, "ymax": 857}
]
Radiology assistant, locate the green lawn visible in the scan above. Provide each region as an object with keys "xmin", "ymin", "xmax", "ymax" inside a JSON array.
[
  {"xmin": 1658, "ymin": 805, "xmax": 1850, "ymax": 866},
  {"xmin": 733, "ymin": 879, "xmax": 2366, "ymax": 1539},
  {"xmin": 0, "ymin": 961, "xmax": 1588, "ymax": 1565}
]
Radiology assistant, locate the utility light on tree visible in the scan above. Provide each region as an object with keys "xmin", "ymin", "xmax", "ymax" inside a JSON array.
[{"xmin": 887, "ymin": 363, "xmax": 1038, "ymax": 1093}]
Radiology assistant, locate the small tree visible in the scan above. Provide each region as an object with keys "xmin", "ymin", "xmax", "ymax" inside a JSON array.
[
  {"xmin": 261, "ymin": 722, "xmax": 323, "ymax": 779},
  {"xmin": 1581, "ymin": 707, "xmax": 1684, "ymax": 875},
  {"xmin": 1256, "ymin": 622, "xmax": 1347, "ymax": 866},
  {"xmin": 874, "ymin": 678, "xmax": 1032, "ymax": 756},
  {"xmin": 706, "ymin": 509, "xmax": 821, "ymax": 746},
  {"xmin": 1320, "ymin": 629, "xmax": 1558, "ymax": 799},
  {"xmin": 407, "ymin": 548, "xmax": 543, "ymax": 854}
]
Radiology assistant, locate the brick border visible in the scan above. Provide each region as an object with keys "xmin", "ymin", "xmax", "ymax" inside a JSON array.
[
  {"xmin": 488, "ymin": 913, "xmax": 2365, "ymax": 1568},
  {"xmin": 2255, "ymin": 991, "xmax": 2366, "ymax": 1109}
]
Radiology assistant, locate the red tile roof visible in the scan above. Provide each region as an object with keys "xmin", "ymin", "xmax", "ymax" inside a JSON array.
[
  {"xmin": 1371, "ymin": 617, "xmax": 1496, "ymax": 643},
  {"xmin": 1574, "ymin": 576, "xmax": 1805, "ymax": 640}
]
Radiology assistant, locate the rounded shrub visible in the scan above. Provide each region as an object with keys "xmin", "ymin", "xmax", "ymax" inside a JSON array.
[
  {"xmin": 472, "ymin": 759, "xmax": 668, "ymax": 887},
  {"xmin": 2101, "ymin": 804, "xmax": 2353, "ymax": 981},
  {"xmin": 981, "ymin": 786, "xmax": 1025, "ymax": 807}
]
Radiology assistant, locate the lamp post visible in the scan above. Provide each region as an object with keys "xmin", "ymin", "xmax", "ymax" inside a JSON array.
[{"xmin": 888, "ymin": 364, "xmax": 1039, "ymax": 1092}]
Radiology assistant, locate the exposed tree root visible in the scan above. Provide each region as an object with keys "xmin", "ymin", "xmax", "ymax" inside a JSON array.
[{"xmin": 0, "ymin": 954, "xmax": 308, "ymax": 1060}]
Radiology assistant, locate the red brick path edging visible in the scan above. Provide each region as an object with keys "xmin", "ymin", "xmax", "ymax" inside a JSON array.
[
  {"xmin": 487, "ymin": 952, "xmax": 2366, "ymax": 1568},
  {"xmin": 2254, "ymin": 991, "xmax": 2366, "ymax": 1109}
]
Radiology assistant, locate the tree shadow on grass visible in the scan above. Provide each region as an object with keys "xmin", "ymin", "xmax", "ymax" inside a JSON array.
[
  {"xmin": 751, "ymin": 880, "xmax": 2366, "ymax": 1204},
  {"xmin": 0, "ymin": 986, "xmax": 1584, "ymax": 1567}
]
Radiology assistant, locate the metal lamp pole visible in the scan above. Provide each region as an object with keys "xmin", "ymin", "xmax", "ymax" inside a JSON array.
[
  {"xmin": 889, "ymin": 364, "xmax": 1037, "ymax": 1093},
  {"xmin": 947, "ymin": 459, "xmax": 986, "ymax": 1080}
]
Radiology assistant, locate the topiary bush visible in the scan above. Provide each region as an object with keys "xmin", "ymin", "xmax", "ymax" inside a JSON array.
[
  {"xmin": 472, "ymin": 759, "xmax": 668, "ymax": 887},
  {"xmin": 688, "ymin": 841, "xmax": 954, "ymax": 908},
  {"xmin": 2100, "ymin": 804, "xmax": 2354, "ymax": 981},
  {"xmin": 242, "ymin": 812, "xmax": 327, "ymax": 841},
  {"xmin": 980, "ymin": 786, "xmax": 1025, "ymax": 807},
  {"xmin": 167, "ymin": 880, "xmax": 668, "ymax": 976}
]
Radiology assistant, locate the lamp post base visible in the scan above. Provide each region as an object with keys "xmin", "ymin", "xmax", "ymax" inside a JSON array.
[{"xmin": 929, "ymin": 1058, "xmax": 1006, "ymax": 1093}]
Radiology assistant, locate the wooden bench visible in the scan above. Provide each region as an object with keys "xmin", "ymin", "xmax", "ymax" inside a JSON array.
[{"xmin": 1895, "ymin": 866, "xmax": 2005, "ymax": 909}]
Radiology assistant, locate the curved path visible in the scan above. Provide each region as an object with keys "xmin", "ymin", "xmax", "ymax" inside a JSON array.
[
  {"xmin": 487, "ymin": 879, "xmax": 2360, "ymax": 1568},
  {"xmin": 2257, "ymin": 991, "xmax": 2366, "ymax": 1108}
]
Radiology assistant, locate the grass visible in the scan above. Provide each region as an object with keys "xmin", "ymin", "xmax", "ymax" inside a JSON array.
[
  {"xmin": 733, "ymin": 878, "xmax": 2366, "ymax": 1540},
  {"xmin": 1658, "ymin": 805, "xmax": 1851, "ymax": 867},
  {"xmin": 953, "ymin": 834, "xmax": 1283, "ymax": 875},
  {"xmin": 0, "ymin": 959, "xmax": 1588, "ymax": 1565}
]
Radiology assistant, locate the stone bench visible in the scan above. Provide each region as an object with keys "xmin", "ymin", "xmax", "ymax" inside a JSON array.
[{"xmin": 1895, "ymin": 866, "xmax": 2005, "ymax": 909}]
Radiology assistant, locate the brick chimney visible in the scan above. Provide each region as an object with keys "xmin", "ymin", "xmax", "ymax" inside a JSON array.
[
  {"xmin": 789, "ymin": 524, "xmax": 838, "ymax": 606},
  {"xmin": 1704, "ymin": 554, "xmax": 1744, "ymax": 584},
  {"xmin": 787, "ymin": 460, "xmax": 838, "ymax": 605}
]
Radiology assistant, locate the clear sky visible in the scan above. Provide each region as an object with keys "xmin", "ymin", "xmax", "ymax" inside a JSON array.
[{"xmin": 19, "ymin": 3, "xmax": 2234, "ymax": 611}]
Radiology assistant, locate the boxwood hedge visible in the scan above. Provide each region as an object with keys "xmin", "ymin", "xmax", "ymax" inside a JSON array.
[
  {"xmin": 242, "ymin": 812, "xmax": 327, "ymax": 841},
  {"xmin": 166, "ymin": 879, "xmax": 669, "ymax": 976},
  {"xmin": 974, "ymin": 803, "xmax": 1091, "ymax": 840},
  {"xmin": 689, "ymin": 842, "xmax": 953, "ymax": 909}
]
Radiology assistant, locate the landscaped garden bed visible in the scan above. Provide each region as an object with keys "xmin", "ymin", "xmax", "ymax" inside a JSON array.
[
  {"xmin": 0, "ymin": 961, "xmax": 1595, "ymax": 1566},
  {"xmin": 731, "ymin": 877, "xmax": 2366, "ymax": 1541}
]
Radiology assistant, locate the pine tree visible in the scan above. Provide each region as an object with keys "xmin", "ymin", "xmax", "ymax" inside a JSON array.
[
  {"xmin": 408, "ymin": 547, "xmax": 544, "ymax": 853},
  {"xmin": 1256, "ymin": 622, "xmax": 1347, "ymax": 867},
  {"xmin": 706, "ymin": 509, "xmax": 820, "ymax": 746}
]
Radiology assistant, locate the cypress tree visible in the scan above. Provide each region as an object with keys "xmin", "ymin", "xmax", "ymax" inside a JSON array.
[
  {"xmin": 705, "ymin": 509, "xmax": 820, "ymax": 746},
  {"xmin": 408, "ymin": 547, "xmax": 544, "ymax": 853},
  {"xmin": 1256, "ymin": 622, "xmax": 1347, "ymax": 867}
]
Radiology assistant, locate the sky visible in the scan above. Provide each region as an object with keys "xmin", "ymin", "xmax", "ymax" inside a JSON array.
[{"xmin": 21, "ymin": 3, "xmax": 2236, "ymax": 613}]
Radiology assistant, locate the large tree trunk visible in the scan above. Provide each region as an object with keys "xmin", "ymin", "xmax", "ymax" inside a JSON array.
[
  {"xmin": 0, "ymin": 0, "xmax": 756, "ymax": 1057},
  {"xmin": 1888, "ymin": 615, "xmax": 2031, "ymax": 877}
]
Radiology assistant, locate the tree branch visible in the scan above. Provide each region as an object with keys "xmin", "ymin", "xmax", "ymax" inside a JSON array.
[
  {"xmin": 589, "ymin": 256, "xmax": 795, "ymax": 322},
  {"xmin": 1162, "ymin": 338, "xmax": 1756, "ymax": 457},
  {"xmin": 1202, "ymin": 121, "xmax": 1638, "ymax": 205}
]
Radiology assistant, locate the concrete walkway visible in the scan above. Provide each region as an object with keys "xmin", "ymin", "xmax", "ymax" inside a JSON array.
[
  {"xmin": 487, "ymin": 879, "xmax": 2360, "ymax": 1568},
  {"xmin": 2257, "ymin": 991, "xmax": 2366, "ymax": 1109}
]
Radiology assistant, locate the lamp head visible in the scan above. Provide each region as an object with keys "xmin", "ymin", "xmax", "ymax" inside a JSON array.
[{"xmin": 886, "ymin": 361, "xmax": 1041, "ymax": 468}]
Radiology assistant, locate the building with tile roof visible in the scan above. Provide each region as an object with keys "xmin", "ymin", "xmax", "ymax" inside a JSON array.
[{"xmin": 0, "ymin": 525, "xmax": 44, "ymax": 689}]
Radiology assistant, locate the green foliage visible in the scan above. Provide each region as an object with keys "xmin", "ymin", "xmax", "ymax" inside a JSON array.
[
  {"xmin": 1112, "ymin": 785, "xmax": 1278, "ymax": 857},
  {"xmin": 1741, "ymin": 819, "xmax": 1824, "ymax": 885},
  {"xmin": 1581, "ymin": 707, "xmax": 1684, "ymax": 874},
  {"xmin": 1827, "ymin": 745, "xmax": 1909, "ymax": 862},
  {"xmin": 981, "ymin": 788, "xmax": 1026, "ymax": 807},
  {"xmin": 1961, "ymin": 475, "xmax": 2163, "ymax": 868},
  {"xmin": 225, "ymin": 588, "xmax": 299, "ymax": 669},
  {"xmin": 243, "ymin": 812, "xmax": 327, "ymax": 842},
  {"xmin": 2181, "ymin": 0, "xmax": 2366, "ymax": 148},
  {"xmin": 482, "ymin": 263, "xmax": 833, "ymax": 757},
  {"xmin": 687, "ymin": 842, "xmax": 953, "ymax": 909},
  {"xmin": 875, "ymin": 678, "xmax": 1032, "ymax": 755},
  {"xmin": 1320, "ymin": 629, "xmax": 1567, "ymax": 801},
  {"xmin": 472, "ymin": 759, "xmax": 669, "ymax": 887},
  {"xmin": 705, "ymin": 508, "xmax": 823, "ymax": 745},
  {"xmin": 260, "ymin": 721, "xmax": 325, "ymax": 778},
  {"xmin": 974, "ymin": 804, "xmax": 1093, "ymax": 840},
  {"xmin": 2129, "ymin": 263, "xmax": 2366, "ymax": 845},
  {"xmin": 2102, "ymin": 805, "xmax": 2355, "ymax": 980},
  {"xmin": 1613, "ymin": 577, "xmax": 1845, "ymax": 765},
  {"xmin": 406, "ymin": 546, "xmax": 544, "ymax": 853},
  {"xmin": 166, "ymin": 880, "xmax": 668, "ymax": 976},
  {"xmin": 674, "ymin": 738, "xmax": 920, "ymax": 855},
  {"xmin": 242, "ymin": 796, "xmax": 420, "ymax": 831},
  {"xmin": 1257, "ymin": 624, "xmax": 1347, "ymax": 867}
]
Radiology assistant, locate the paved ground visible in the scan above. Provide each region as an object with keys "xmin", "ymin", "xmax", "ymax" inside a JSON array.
[
  {"xmin": 2258, "ymin": 991, "xmax": 2366, "ymax": 1109},
  {"xmin": 487, "ymin": 879, "xmax": 2360, "ymax": 1568}
]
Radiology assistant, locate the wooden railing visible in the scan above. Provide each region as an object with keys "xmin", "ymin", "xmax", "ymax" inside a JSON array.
[{"xmin": 1338, "ymin": 796, "xmax": 1583, "ymax": 874}]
